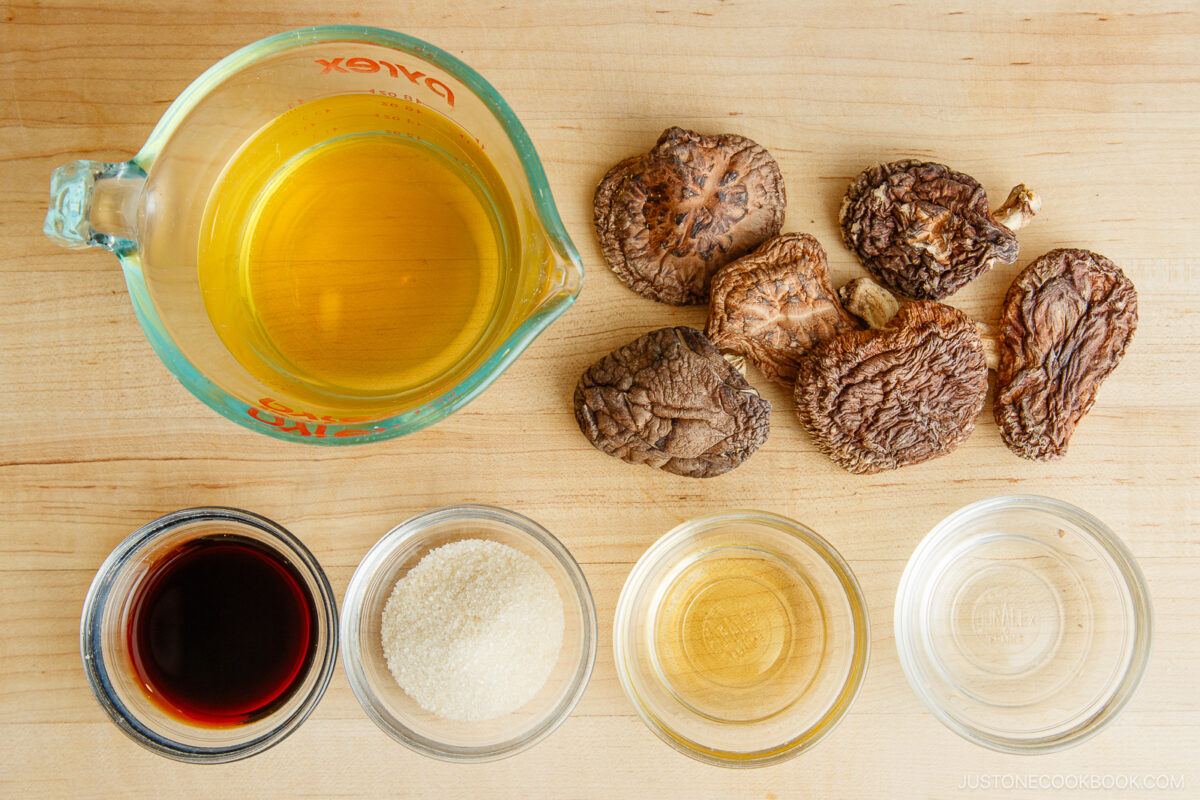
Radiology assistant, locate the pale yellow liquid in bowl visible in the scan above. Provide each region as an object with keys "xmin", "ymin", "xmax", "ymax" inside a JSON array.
[
  {"xmin": 199, "ymin": 93, "xmax": 516, "ymax": 410},
  {"xmin": 653, "ymin": 548, "xmax": 825, "ymax": 724}
]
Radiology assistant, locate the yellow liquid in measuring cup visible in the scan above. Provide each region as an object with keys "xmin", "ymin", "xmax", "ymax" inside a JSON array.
[{"xmin": 199, "ymin": 93, "xmax": 518, "ymax": 406}]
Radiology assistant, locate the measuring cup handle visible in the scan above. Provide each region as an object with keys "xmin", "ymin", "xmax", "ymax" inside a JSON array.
[{"xmin": 44, "ymin": 160, "xmax": 146, "ymax": 252}]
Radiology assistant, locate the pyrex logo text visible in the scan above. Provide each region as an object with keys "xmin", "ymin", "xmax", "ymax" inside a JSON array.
[{"xmin": 314, "ymin": 57, "xmax": 455, "ymax": 107}]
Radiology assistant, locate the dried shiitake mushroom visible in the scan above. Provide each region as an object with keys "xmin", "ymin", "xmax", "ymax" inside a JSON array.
[
  {"xmin": 794, "ymin": 301, "xmax": 988, "ymax": 473},
  {"xmin": 594, "ymin": 127, "xmax": 786, "ymax": 305},
  {"xmin": 574, "ymin": 327, "xmax": 771, "ymax": 478},
  {"xmin": 706, "ymin": 233, "xmax": 860, "ymax": 385},
  {"xmin": 839, "ymin": 160, "xmax": 1040, "ymax": 300},
  {"xmin": 994, "ymin": 248, "xmax": 1137, "ymax": 461}
]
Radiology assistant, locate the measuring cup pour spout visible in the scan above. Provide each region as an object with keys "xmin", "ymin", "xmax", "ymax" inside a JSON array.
[{"xmin": 44, "ymin": 160, "xmax": 146, "ymax": 253}]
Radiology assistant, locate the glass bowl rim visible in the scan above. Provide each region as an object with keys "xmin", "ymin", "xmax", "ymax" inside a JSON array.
[
  {"xmin": 78, "ymin": 506, "xmax": 339, "ymax": 764},
  {"xmin": 612, "ymin": 509, "xmax": 871, "ymax": 768},
  {"xmin": 893, "ymin": 493, "xmax": 1154, "ymax": 755},
  {"xmin": 339, "ymin": 503, "xmax": 598, "ymax": 763}
]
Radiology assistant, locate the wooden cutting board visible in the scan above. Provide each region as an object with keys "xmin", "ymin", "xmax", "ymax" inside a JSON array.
[{"xmin": 2, "ymin": 1, "xmax": 1197, "ymax": 797}]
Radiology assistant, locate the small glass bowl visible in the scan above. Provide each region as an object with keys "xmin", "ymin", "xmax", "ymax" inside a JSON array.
[
  {"xmin": 79, "ymin": 507, "xmax": 338, "ymax": 763},
  {"xmin": 895, "ymin": 495, "xmax": 1153, "ymax": 754},
  {"xmin": 340, "ymin": 504, "xmax": 597, "ymax": 762},
  {"xmin": 613, "ymin": 511, "xmax": 870, "ymax": 768}
]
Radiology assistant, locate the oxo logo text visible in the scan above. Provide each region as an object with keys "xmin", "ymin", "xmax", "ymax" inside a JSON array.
[{"xmin": 314, "ymin": 57, "xmax": 455, "ymax": 107}]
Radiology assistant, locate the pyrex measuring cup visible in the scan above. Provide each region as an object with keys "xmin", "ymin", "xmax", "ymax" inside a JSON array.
[{"xmin": 44, "ymin": 26, "xmax": 582, "ymax": 444}]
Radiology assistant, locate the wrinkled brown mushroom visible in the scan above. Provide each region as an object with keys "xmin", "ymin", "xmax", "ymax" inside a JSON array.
[
  {"xmin": 839, "ymin": 160, "xmax": 1040, "ymax": 300},
  {"xmin": 794, "ymin": 301, "xmax": 988, "ymax": 474},
  {"xmin": 705, "ymin": 233, "xmax": 861, "ymax": 385},
  {"xmin": 994, "ymin": 248, "xmax": 1137, "ymax": 461},
  {"xmin": 574, "ymin": 327, "xmax": 771, "ymax": 478},
  {"xmin": 594, "ymin": 127, "xmax": 786, "ymax": 305}
]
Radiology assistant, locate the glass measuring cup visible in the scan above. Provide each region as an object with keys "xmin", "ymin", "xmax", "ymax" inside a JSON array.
[{"xmin": 44, "ymin": 26, "xmax": 582, "ymax": 444}]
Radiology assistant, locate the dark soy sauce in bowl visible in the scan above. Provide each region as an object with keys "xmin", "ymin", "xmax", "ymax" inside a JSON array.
[{"xmin": 127, "ymin": 535, "xmax": 317, "ymax": 726}]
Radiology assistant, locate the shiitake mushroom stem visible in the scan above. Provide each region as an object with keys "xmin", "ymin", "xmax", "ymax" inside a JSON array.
[
  {"xmin": 992, "ymin": 184, "xmax": 1043, "ymax": 232},
  {"xmin": 721, "ymin": 351, "xmax": 749, "ymax": 376},
  {"xmin": 976, "ymin": 321, "xmax": 1002, "ymax": 372},
  {"xmin": 839, "ymin": 276, "xmax": 1001, "ymax": 370},
  {"xmin": 837, "ymin": 276, "xmax": 901, "ymax": 331}
]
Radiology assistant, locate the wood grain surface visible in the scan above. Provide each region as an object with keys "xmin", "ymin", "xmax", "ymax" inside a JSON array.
[{"xmin": 2, "ymin": 1, "xmax": 1198, "ymax": 797}]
